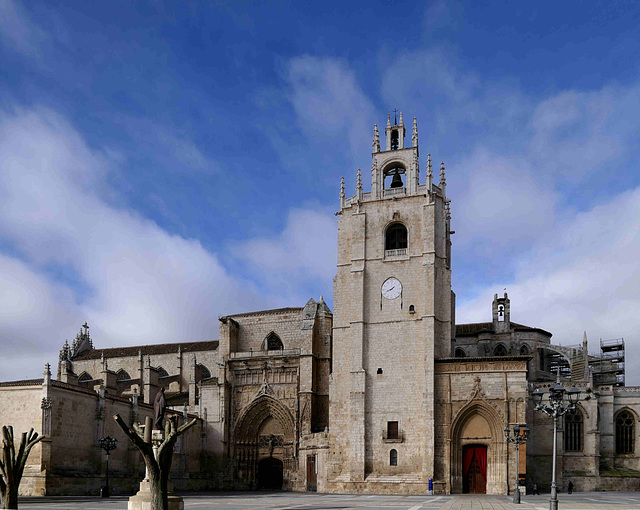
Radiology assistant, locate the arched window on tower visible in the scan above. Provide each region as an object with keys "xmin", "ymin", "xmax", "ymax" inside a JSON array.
[
  {"xmin": 616, "ymin": 410, "xmax": 635, "ymax": 454},
  {"xmin": 391, "ymin": 129, "xmax": 399, "ymax": 150},
  {"xmin": 263, "ymin": 332, "xmax": 284, "ymax": 351},
  {"xmin": 385, "ymin": 223, "xmax": 407, "ymax": 255},
  {"xmin": 494, "ymin": 344, "xmax": 508, "ymax": 356},
  {"xmin": 455, "ymin": 348, "xmax": 466, "ymax": 358},
  {"xmin": 519, "ymin": 345, "xmax": 530, "ymax": 356},
  {"xmin": 564, "ymin": 408, "xmax": 584, "ymax": 452},
  {"xmin": 390, "ymin": 449, "xmax": 398, "ymax": 466}
]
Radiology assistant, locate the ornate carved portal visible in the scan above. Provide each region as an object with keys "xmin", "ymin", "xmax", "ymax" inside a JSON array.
[
  {"xmin": 449, "ymin": 402, "xmax": 503, "ymax": 494},
  {"xmin": 233, "ymin": 394, "xmax": 296, "ymax": 490}
]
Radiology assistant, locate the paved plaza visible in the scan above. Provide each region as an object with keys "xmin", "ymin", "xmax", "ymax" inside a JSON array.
[{"xmin": 15, "ymin": 491, "xmax": 640, "ymax": 510}]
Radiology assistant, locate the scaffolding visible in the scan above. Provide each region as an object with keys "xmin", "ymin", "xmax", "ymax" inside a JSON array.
[{"xmin": 589, "ymin": 338, "xmax": 625, "ymax": 386}]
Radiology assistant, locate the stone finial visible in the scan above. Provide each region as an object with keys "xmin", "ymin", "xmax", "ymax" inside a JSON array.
[
  {"xmin": 43, "ymin": 363, "xmax": 51, "ymax": 385},
  {"xmin": 445, "ymin": 199, "xmax": 451, "ymax": 221},
  {"xmin": 356, "ymin": 168, "xmax": 362, "ymax": 194},
  {"xmin": 372, "ymin": 124, "xmax": 380, "ymax": 153},
  {"xmin": 386, "ymin": 113, "xmax": 391, "ymax": 128},
  {"xmin": 426, "ymin": 153, "xmax": 433, "ymax": 192},
  {"xmin": 412, "ymin": 117, "xmax": 418, "ymax": 147},
  {"xmin": 399, "ymin": 111, "xmax": 404, "ymax": 126},
  {"xmin": 340, "ymin": 176, "xmax": 346, "ymax": 208}
]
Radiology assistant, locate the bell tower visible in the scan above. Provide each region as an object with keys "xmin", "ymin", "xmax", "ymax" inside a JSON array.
[{"xmin": 328, "ymin": 112, "xmax": 454, "ymax": 492}]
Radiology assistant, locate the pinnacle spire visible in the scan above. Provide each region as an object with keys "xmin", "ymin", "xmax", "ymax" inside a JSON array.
[
  {"xmin": 387, "ymin": 113, "xmax": 391, "ymax": 128},
  {"xmin": 399, "ymin": 111, "xmax": 404, "ymax": 126},
  {"xmin": 340, "ymin": 176, "xmax": 345, "ymax": 199},
  {"xmin": 440, "ymin": 161, "xmax": 446, "ymax": 197},
  {"xmin": 372, "ymin": 124, "xmax": 380, "ymax": 153},
  {"xmin": 356, "ymin": 168, "xmax": 362, "ymax": 191},
  {"xmin": 426, "ymin": 154, "xmax": 432, "ymax": 178},
  {"xmin": 412, "ymin": 117, "xmax": 418, "ymax": 147}
]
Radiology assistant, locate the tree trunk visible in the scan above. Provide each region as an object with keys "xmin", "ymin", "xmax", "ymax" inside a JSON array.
[
  {"xmin": 0, "ymin": 426, "xmax": 43, "ymax": 509},
  {"xmin": 114, "ymin": 414, "xmax": 196, "ymax": 510}
]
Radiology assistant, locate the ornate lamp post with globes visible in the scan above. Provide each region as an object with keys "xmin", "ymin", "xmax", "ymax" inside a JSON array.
[
  {"xmin": 532, "ymin": 371, "xmax": 581, "ymax": 510},
  {"xmin": 504, "ymin": 424, "xmax": 529, "ymax": 504},
  {"xmin": 99, "ymin": 435, "xmax": 118, "ymax": 497}
]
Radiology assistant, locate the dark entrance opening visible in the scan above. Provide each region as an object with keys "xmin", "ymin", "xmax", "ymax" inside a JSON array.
[
  {"xmin": 257, "ymin": 457, "xmax": 283, "ymax": 490},
  {"xmin": 462, "ymin": 445, "xmax": 487, "ymax": 494}
]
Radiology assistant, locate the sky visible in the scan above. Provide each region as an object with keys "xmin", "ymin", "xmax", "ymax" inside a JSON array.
[{"xmin": 1, "ymin": 1, "xmax": 640, "ymax": 383}]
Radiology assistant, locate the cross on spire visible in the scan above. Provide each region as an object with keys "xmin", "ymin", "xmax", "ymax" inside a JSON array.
[{"xmin": 392, "ymin": 108, "xmax": 400, "ymax": 124}]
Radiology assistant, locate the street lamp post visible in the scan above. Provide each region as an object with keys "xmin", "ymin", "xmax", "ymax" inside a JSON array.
[
  {"xmin": 98, "ymin": 436, "xmax": 118, "ymax": 497},
  {"xmin": 504, "ymin": 424, "xmax": 530, "ymax": 504},
  {"xmin": 532, "ymin": 371, "xmax": 581, "ymax": 510}
]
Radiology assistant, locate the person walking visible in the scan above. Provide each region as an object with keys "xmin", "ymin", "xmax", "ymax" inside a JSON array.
[
  {"xmin": 567, "ymin": 480, "xmax": 574, "ymax": 494},
  {"xmin": 532, "ymin": 482, "xmax": 540, "ymax": 495}
]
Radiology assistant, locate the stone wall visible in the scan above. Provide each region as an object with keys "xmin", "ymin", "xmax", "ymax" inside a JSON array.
[{"xmin": 0, "ymin": 376, "xmax": 208, "ymax": 496}]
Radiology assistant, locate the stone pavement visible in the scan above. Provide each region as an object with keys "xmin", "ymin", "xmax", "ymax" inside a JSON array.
[{"xmin": 15, "ymin": 491, "xmax": 640, "ymax": 509}]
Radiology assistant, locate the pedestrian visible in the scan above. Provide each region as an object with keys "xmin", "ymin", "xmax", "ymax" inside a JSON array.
[
  {"xmin": 532, "ymin": 482, "xmax": 540, "ymax": 495},
  {"xmin": 568, "ymin": 480, "xmax": 573, "ymax": 494}
]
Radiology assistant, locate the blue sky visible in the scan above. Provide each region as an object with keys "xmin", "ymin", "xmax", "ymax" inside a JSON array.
[{"xmin": 1, "ymin": 1, "xmax": 640, "ymax": 382}]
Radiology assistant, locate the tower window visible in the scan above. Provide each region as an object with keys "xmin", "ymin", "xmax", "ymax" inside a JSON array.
[
  {"xmin": 564, "ymin": 408, "xmax": 584, "ymax": 452},
  {"xmin": 455, "ymin": 348, "xmax": 466, "ymax": 358},
  {"xmin": 387, "ymin": 421, "xmax": 399, "ymax": 440},
  {"xmin": 616, "ymin": 410, "xmax": 635, "ymax": 454},
  {"xmin": 391, "ymin": 129, "xmax": 399, "ymax": 150},
  {"xmin": 519, "ymin": 345, "xmax": 530, "ymax": 356},
  {"xmin": 498, "ymin": 304, "xmax": 505, "ymax": 322},
  {"xmin": 385, "ymin": 224, "xmax": 407, "ymax": 251},
  {"xmin": 390, "ymin": 449, "xmax": 398, "ymax": 466},
  {"xmin": 377, "ymin": 368, "xmax": 383, "ymax": 374}
]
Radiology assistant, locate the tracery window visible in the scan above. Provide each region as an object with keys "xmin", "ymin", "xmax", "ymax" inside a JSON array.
[
  {"xmin": 385, "ymin": 223, "xmax": 407, "ymax": 251},
  {"xmin": 264, "ymin": 332, "xmax": 284, "ymax": 350},
  {"xmin": 78, "ymin": 372, "xmax": 92, "ymax": 386},
  {"xmin": 390, "ymin": 449, "xmax": 398, "ymax": 466},
  {"xmin": 197, "ymin": 364, "xmax": 211, "ymax": 380},
  {"xmin": 116, "ymin": 369, "xmax": 131, "ymax": 381},
  {"xmin": 494, "ymin": 344, "xmax": 507, "ymax": 356},
  {"xmin": 564, "ymin": 408, "xmax": 583, "ymax": 452},
  {"xmin": 616, "ymin": 410, "xmax": 635, "ymax": 454},
  {"xmin": 519, "ymin": 345, "xmax": 530, "ymax": 355}
]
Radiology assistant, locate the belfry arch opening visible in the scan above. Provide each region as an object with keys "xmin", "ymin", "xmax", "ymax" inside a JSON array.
[{"xmin": 383, "ymin": 163, "xmax": 406, "ymax": 190}]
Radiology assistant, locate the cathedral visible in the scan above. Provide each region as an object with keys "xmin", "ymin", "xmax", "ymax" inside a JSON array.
[{"xmin": 1, "ymin": 112, "xmax": 639, "ymax": 496}]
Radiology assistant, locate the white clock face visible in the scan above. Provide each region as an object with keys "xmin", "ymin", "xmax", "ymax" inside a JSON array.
[{"xmin": 382, "ymin": 277, "xmax": 402, "ymax": 299}]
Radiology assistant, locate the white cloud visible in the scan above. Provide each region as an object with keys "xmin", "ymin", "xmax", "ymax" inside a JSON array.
[
  {"xmin": 0, "ymin": 107, "xmax": 264, "ymax": 380},
  {"xmin": 232, "ymin": 207, "xmax": 336, "ymax": 300},
  {"xmin": 286, "ymin": 56, "xmax": 376, "ymax": 165},
  {"xmin": 457, "ymin": 186, "xmax": 640, "ymax": 383}
]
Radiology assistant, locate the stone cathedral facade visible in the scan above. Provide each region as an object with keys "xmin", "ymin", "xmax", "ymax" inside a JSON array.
[{"xmin": 1, "ymin": 112, "xmax": 640, "ymax": 496}]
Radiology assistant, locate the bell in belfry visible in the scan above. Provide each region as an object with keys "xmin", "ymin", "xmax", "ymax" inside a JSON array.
[{"xmin": 390, "ymin": 170, "xmax": 403, "ymax": 188}]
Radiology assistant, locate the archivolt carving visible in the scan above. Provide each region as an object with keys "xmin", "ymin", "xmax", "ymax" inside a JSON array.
[
  {"xmin": 450, "ymin": 399, "xmax": 504, "ymax": 442},
  {"xmin": 234, "ymin": 394, "xmax": 295, "ymax": 443}
]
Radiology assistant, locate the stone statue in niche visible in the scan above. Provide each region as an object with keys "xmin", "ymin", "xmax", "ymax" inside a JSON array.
[{"xmin": 154, "ymin": 387, "xmax": 167, "ymax": 430}]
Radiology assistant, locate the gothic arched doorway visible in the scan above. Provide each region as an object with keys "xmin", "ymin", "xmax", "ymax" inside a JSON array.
[
  {"xmin": 233, "ymin": 394, "xmax": 295, "ymax": 490},
  {"xmin": 257, "ymin": 457, "xmax": 283, "ymax": 489},
  {"xmin": 462, "ymin": 445, "xmax": 487, "ymax": 494},
  {"xmin": 450, "ymin": 401, "xmax": 503, "ymax": 494}
]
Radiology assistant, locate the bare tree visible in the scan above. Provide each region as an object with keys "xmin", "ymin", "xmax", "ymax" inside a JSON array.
[
  {"xmin": 0, "ymin": 426, "xmax": 44, "ymax": 509},
  {"xmin": 114, "ymin": 414, "xmax": 196, "ymax": 510}
]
